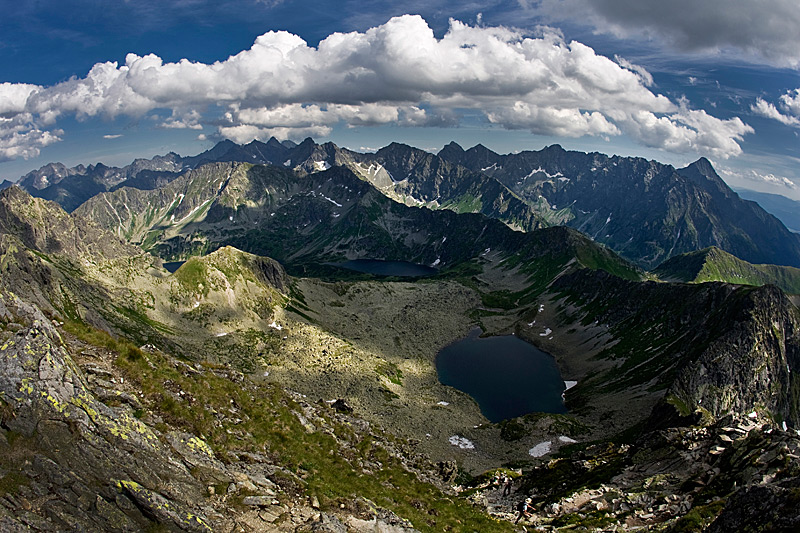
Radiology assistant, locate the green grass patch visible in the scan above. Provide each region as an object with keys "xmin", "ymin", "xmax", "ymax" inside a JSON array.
[
  {"xmin": 173, "ymin": 258, "xmax": 209, "ymax": 296},
  {"xmin": 668, "ymin": 500, "xmax": 726, "ymax": 532},
  {"xmin": 376, "ymin": 361, "xmax": 403, "ymax": 386}
]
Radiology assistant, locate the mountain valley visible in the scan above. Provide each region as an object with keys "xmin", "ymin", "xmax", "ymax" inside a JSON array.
[{"xmin": 1, "ymin": 141, "xmax": 799, "ymax": 531}]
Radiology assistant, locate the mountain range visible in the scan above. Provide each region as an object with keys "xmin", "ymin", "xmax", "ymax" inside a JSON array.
[{"xmin": 7, "ymin": 137, "xmax": 800, "ymax": 273}]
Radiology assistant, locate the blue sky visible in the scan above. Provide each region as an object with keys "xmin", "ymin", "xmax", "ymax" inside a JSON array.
[{"xmin": 1, "ymin": 0, "xmax": 799, "ymax": 198}]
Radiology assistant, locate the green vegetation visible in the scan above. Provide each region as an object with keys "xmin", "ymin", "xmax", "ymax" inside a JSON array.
[
  {"xmin": 442, "ymin": 193, "xmax": 483, "ymax": 214},
  {"xmin": 668, "ymin": 500, "xmax": 726, "ymax": 532},
  {"xmin": 376, "ymin": 361, "xmax": 403, "ymax": 386},
  {"xmin": 64, "ymin": 319, "xmax": 514, "ymax": 532},
  {"xmin": 654, "ymin": 246, "xmax": 800, "ymax": 294},
  {"xmin": 174, "ymin": 258, "xmax": 210, "ymax": 296}
]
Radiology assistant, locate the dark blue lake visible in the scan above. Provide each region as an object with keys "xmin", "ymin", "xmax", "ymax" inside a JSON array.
[
  {"xmin": 333, "ymin": 259, "xmax": 437, "ymax": 277},
  {"xmin": 163, "ymin": 261, "xmax": 186, "ymax": 273},
  {"xmin": 436, "ymin": 329, "xmax": 567, "ymax": 422}
]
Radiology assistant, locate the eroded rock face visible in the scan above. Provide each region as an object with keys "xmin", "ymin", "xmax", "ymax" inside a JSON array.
[
  {"xmin": 0, "ymin": 290, "xmax": 213, "ymax": 531},
  {"xmin": 708, "ymin": 482, "xmax": 800, "ymax": 532},
  {"xmin": 669, "ymin": 284, "xmax": 800, "ymax": 428},
  {"xmin": 0, "ymin": 290, "xmax": 438, "ymax": 532}
]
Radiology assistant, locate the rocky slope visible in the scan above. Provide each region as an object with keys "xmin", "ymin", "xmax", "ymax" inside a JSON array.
[
  {"xmin": 73, "ymin": 162, "xmax": 640, "ymax": 280},
  {"xmin": 13, "ymin": 138, "xmax": 800, "ymax": 272},
  {"xmin": 13, "ymin": 154, "xmax": 188, "ymax": 212},
  {"xmin": 438, "ymin": 142, "xmax": 800, "ymax": 269},
  {"xmin": 0, "ymin": 289, "xmax": 492, "ymax": 532}
]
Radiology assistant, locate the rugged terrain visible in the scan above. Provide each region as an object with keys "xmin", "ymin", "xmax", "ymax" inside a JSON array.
[
  {"xmin": 1, "ymin": 181, "xmax": 800, "ymax": 531},
  {"xmin": 12, "ymin": 138, "xmax": 800, "ymax": 271}
]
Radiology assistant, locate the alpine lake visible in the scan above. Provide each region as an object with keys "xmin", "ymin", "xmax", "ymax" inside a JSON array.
[
  {"xmin": 436, "ymin": 328, "xmax": 568, "ymax": 422},
  {"xmin": 332, "ymin": 259, "xmax": 438, "ymax": 277}
]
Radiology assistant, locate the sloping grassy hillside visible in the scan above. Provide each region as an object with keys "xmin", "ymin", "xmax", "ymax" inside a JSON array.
[{"xmin": 654, "ymin": 246, "xmax": 800, "ymax": 294}]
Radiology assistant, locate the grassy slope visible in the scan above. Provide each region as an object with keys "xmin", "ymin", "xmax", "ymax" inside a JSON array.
[
  {"xmin": 654, "ymin": 246, "xmax": 800, "ymax": 294},
  {"xmin": 62, "ymin": 320, "xmax": 512, "ymax": 532}
]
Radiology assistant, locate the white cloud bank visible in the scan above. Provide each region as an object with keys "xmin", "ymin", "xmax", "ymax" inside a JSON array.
[
  {"xmin": 720, "ymin": 167, "xmax": 798, "ymax": 191},
  {"xmin": 752, "ymin": 89, "xmax": 800, "ymax": 127},
  {"xmin": 1, "ymin": 15, "xmax": 752, "ymax": 161}
]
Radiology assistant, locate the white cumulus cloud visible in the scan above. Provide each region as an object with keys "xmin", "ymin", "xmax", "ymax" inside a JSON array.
[
  {"xmin": 752, "ymin": 89, "xmax": 800, "ymax": 127},
  {"xmin": 0, "ymin": 15, "xmax": 753, "ymax": 160},
  {"xmin": 721, "ymin": 166, "xmax": 797, "ymax": 190}
]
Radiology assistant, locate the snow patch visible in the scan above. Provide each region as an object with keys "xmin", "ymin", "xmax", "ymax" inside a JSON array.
[
  {"xmin": 314, "ymin": 160, "xmax": 331, "ymax": 171},
  {"xmin": 215, "ymin": 332, "xmax": 228, "ymax": 337},
  {"xmin": 283, "ymin": 159, "xmax": 291, "ymax": 167},
  {"xmin": 319, "ymin": 194, "xmax": 342, "ymax": 207},
  {"xmin": 431, "ymin": 258, "xmax": 441, "ymax": 267},
  {"xmin": 522, "ymin": 167, "xmax": 563, "ymax": 181},
  {"xmin": 540, "ymin": 327, "xmax": 552, "ymax": 336},
  {"xmin": 558, "ymin": 436, "xmax": 577, "ymax": 444},
  {"xmin": 449, "ymin": 436, "xmax": 475, "ymax": 449},
  {"xmin": 529, "ymin": 441, "xmax": 552, "ymax": 457},
  {"xmin": 564, "ymin": 381, "xmax": 578, "ymax": 391},
  {"xmin": 269, "ymin": 321, "xmax": 283, "ymax": 331},
  {"xmin": 437, "ymin": 401, "xmax": 449, "ymax": 406}
]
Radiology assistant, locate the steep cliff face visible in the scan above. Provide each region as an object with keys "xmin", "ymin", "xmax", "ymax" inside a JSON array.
[
  {"xmin": 439, "ymin": 143, "xmax": 800, "ymax": 269},
  {"xmin": 553, "ymin": 269, "xmax": 800, "ymax": 429},
  {"xmin": 669, "ymin": 285, "xmax": 800, "ymax": 428}
]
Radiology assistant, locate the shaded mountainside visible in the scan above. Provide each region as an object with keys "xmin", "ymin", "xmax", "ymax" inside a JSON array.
[
  {"xmin": 550, "ymin": 269, "xmax": 800, "ymax": 429},
  {"xmin": 653, "ymin": 246, "xmax": 800, "ymax": 294},
  {"xmin": 438, "ymin": 142, "xmax": 800, "ymax": 269},
  {"xmin": 325, "ymin": 142, "xmax": 545, "ymax": 232},
  {"xmin": 14, "ymin": 138, "xmax": 800, "ymax": 273},
  {"xmin": 14, "ymin": 154, "xmax": 188, "ymax": 212},
  {"xmin": 75, "ymin": 161, "xmax": 641, "ymax": 280}
]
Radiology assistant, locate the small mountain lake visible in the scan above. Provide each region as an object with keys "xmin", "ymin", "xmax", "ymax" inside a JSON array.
[
  {"xmin": 436, "ymin": 329, "xmax": 568, "ymax": 422},
  {"xmin": 163, "ymin": 261, "xmax": 186, "ymax": 273},
  {"xmin": 332, "ymin": 259, "xmax": 437, "ymax": 277}
]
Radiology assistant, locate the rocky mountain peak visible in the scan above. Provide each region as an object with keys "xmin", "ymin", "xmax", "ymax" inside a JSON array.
[{"xmin": 437, "ymin": 141, "xmax": 465, "ymax": 158}]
